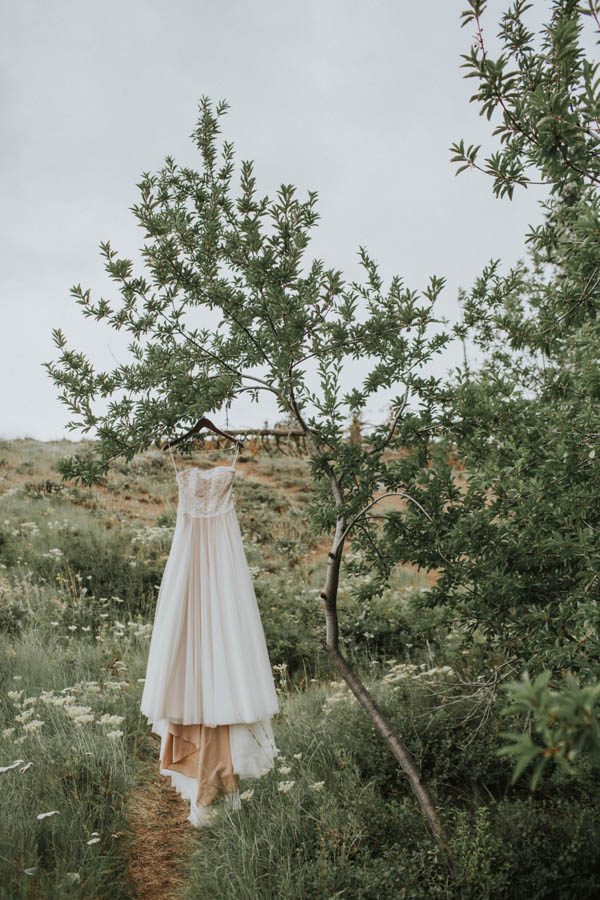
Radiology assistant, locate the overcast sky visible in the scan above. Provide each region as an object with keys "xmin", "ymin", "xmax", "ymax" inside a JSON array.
[{"xmin": 1, "ymin": 0, "xmax": 547, "ymax": 441}]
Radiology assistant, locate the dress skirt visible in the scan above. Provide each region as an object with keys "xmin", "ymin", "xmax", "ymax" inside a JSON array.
[{"xmin": 140, "ymin": 487, "xmax": 280, "ymax": 816}]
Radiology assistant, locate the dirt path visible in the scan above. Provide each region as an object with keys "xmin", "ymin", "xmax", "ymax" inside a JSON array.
[{"xmin": 124, "ymin": 747, "xmax": 198, "ymax": 900}]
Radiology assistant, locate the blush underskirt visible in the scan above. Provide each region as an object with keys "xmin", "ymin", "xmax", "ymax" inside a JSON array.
[{"xmin": 152, "ymin": 716, "xmax": 279, "ymax": 812}]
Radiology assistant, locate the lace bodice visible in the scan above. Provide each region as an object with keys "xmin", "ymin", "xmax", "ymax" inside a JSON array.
[{"xmin": 177, "ymin": 466, "xmax": 236, "ymax": 519}]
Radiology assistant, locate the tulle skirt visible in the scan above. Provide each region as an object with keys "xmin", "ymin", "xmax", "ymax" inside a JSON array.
[
  {"xmin": 140, "ymin": 506, "xmax": 280, "ymax": 726},
  {"xmin": 140, "ymin": 505, "xmax": 280, "ymax": 812}
]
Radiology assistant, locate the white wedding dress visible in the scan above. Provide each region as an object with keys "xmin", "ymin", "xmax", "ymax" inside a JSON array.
[{"xmin": 140, "ymin": 442, "xmax": 280, "ymax": 825}]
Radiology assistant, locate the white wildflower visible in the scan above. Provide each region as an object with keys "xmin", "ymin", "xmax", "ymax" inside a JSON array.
[
  {"xmin": 240, "ymin": 789, "xmax": 254, "ymax": 801},
  {"xmin": 277, "ymin": 780, "xmax": 295, "ymax": 794},
  {"xmin": 65, "ymin": 704, "xmax": 93, "ymax": 720},
  {"xmin": 73, "ymin": 715, "xmax": 95, "ymax": 727},
  {"xmin": 105, "ymin": 681, "xmax": 129, "ymax": 691},
  {"xmin": 98, "ymin": 714, "xmax": 125, "ymax": 727},
  {"xmin": 23, "ymin": 720, "xmax": 44, "ymax": 733},
  {"xmin": 46, "ymin": 548, "xmax": 63, "ymax": 559}
]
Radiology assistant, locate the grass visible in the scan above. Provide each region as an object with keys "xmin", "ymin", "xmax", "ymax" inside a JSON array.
[{"xmin": 1, "ymin": 440, "xmax": 599, "ymax": 898}]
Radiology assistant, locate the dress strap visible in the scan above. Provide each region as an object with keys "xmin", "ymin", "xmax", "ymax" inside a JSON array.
[{"xmin": 166, "ymin": 442, "xmax": 179, "ymax": 477}]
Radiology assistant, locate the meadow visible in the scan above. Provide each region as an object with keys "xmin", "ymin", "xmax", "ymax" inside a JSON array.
[{"xmin": 1, "ymin": 439, "xmax": 599, "ymax": 899}]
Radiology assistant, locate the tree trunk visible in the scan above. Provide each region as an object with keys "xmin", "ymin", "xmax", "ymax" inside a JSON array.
[{"xmin": 321, "ymin": 519, "xmax": 449, "ymax": 853}]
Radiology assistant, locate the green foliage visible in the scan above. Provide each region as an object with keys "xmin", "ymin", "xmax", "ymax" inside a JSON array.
[
  {"xmin": 453, "ymin": 0, "xmax": 600, "ymax": 199},
  {"xmin": 366, "ymin": 0, "xmax": 600, "ymax": 681},
  {"xmin": 498, "ymin": 670, "xmax": 600, "ymax": 789},
  {"xmin": 183, "ymin": 676, "xmax": 600, "ymax": 899},
  {"xmin": 0, "ymin": 630, "xmax": 138, "ymax": 898},
  {"xmin": 45, "ymin": 97, "xmax": 448, "ymax": 499}
]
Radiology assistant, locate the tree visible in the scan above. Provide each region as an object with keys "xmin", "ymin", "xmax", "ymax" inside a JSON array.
[
  {"xmin": 371, "ymin": 0, "xmax": 599, "ymax": 784},
  {"xmin": 45, "ymin": 97, "xmax": 452, "ymax": 842}
]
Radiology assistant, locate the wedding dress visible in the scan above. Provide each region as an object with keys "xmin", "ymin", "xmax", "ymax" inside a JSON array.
[{"xmin": 140, "ymin": 441, "xmax": 280, "ymax": 826}]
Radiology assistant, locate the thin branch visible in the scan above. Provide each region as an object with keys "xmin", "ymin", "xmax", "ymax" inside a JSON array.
[
  {"xmin": 368, "ymin": 385, "xmax": 410, "ymax": 455},
  {"xmin": 336, "ymin": 491, "xmax": 432, "ymax": 550}
]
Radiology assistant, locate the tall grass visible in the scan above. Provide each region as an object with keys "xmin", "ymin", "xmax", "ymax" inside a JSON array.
[{"xmin": 0, "ymin": 628, "xmax": 153, "ymax": 898}]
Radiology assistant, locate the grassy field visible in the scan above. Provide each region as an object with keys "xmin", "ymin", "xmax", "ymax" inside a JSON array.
[{"xmin": 1, "ymin": 440, "xmax": 599, "ymax": 899}]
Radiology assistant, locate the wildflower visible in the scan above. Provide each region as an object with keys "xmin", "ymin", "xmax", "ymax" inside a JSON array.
[
  {"xmin": 278, "ymin": 765, "xmax": 292, "ymax": 775},
  {"xmin": 37, "ymin": 810, "xmax": 60, "ymax": 820},
  {"xmin": 73, "ymin": 715, "xmax": 95, "ymax": 727},
  {"xmin": 7, "ymin": 690, "xmax": 24, "ymax": 702},
  {"xmin": 46, "ymin": 548, "xmax": 63, "ymax": 559},
  {"xmin": 106, "ymin": 730, "xmax": 124, "ymax": 739},
  {"xmin": 293, "ymin": 752, "xmax": 302, "ymax": 760},
  {"xmin": 64, "ymin": 873, "xmax": 80, "ymax": 884},
  {"xmin": 23, "ymin": 720, "xmax": 44, "ymax": 734},
  {"xmin": 310, "ymin": 781, "xmax": 325, "ymax": 791},
  {"xmin": 64, "ymin": 704, "xmax": 93, "ymax": 720},
  {"xmin": 277, "ymin": 780, "xmax": 295, "ymax": 794},
  {"xmin": 86, "ymin": 836, "xmax": 100, "ymax": 845},
  {"xmin": 240, "ymin": 789, "xmax": 254, "ymax": 801},
  {"xmin": 98, "ymin": 714, "xmax": 125, "ymax": 727},
  {"xmin": 2, "ymin": 728, "xmax": 16, "ymax": 739}
]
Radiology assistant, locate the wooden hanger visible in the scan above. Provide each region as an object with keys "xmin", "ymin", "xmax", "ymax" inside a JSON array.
[{"xmin": 162, "ymin": 416, "xmax": 244, "ymax": 452}]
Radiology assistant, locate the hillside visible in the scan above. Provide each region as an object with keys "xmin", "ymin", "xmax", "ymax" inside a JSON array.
[{"xmin": 1, "ymin": 440, "xmax": 598, "ymax": 899}]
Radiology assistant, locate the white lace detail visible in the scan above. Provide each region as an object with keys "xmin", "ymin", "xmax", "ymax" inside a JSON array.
[{"xmin": 177, "ymin": 466, "xmax": 236, "ymax": 519}]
